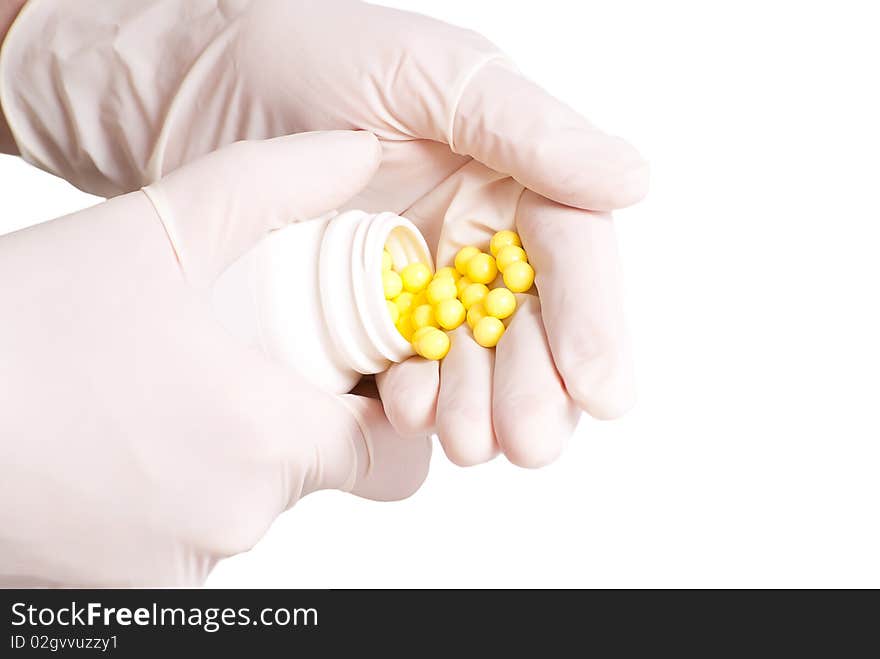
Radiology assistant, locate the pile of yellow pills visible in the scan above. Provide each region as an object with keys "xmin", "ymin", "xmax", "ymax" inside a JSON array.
[{"xmin": 383, "ymin": 229, "xmax": 535, "ymax": 361}]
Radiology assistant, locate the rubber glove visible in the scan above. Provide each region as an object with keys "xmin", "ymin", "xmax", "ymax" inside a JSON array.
[
  {"xmin": 0, "ymin": 0, "xmax": 647, "ymax": 467},
  {"xmin": 0, "ymin": 131, "xmax": 431, "ymax": 587}
]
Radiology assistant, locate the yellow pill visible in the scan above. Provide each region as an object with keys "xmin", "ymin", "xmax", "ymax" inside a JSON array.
[
  {"xmin": 484, "ymin": 287, "xmax": 516, "ymax": 319},
  {"xmin": 382, "ymin": 270, "xmax": 403, "ymax": 299},
  {"xmin": 411, "ymin": 304, "xmax": 438, "ymax": 330},
  {"xmin": 415, "ymin": 327, "xmax": 450, "ymax": 361},
  {"xmin": 426, "ymin": 277, "xmax": 458, "ymax": 305},
  {"xmin": 382, "ymin": 249, "xmax": 393, "ymax": 272},
  {"xmin": 454, "ymin": 246, "xmax": 481, "ymax": 275},
  {"xmin": 466, "ymin": 252, "xmax": 498, "ymax": 285},
  {"xmin": 456, "ymin": 276, "xmax": 472, "ymax": 297},
  {"xmin": 490, "ymin": 230, "xmax": 521, "ymax": 256},
  {"xmin": 434, "ymin": 266, "xmax": 460, "ymax": 281},
  {"xmin": 434, "ymin": 298, "xmax": 466, "ymax": 330},
  {"xmin": 502, "ymin": 261, "xmax": 535, "ymax": 293},
  {"xmin": 386, "ymin": 299, "xmax": 400, "ymax": 325},
  {"xmin": 397, "ymin": 314, "xmax": 415, "ymax": 342},
  {"xmin": 473, "ymin": 316, "xmax": 505, "ymax": 348},
  {"xmin": 466, "ymin": 302, "xmax": 487, "ymax": 329},
  {"xmin": 401, "ymin": 262, "xmax": 432, "ymax": 293},
  {"xmin": 393, "ymin": 291, "xmax": 415, "ymax": 315},
  {"xmin": 411, "ymin": 326, "xmax": 436, "ymax": 347},
  {"xmin": 460, "ymin": 282, "xmax": 489, "ymax": 310},
  {"xmin": 495, "ymin": 245, "xmax": 527, "ymax": 272}
]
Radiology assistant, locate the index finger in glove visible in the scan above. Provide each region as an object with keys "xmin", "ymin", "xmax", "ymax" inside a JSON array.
[{"xmin": 142, "ymin": 130, "xmax": 381, "ymax": 287}]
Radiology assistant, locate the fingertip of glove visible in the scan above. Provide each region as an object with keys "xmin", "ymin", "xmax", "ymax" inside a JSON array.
[
  {"xmin": 568, "ymin": 370, "xmax": 638, "ymax": 421},
  {"xmin": 376, "ymin": 359, "xmax": 439, "ymax": 437},
  {"xmin": 597, "ymin": 154, "xmax": 650, "ymax": 211},
  {"xmin": 551, "ymin": 140, "xmax": 650, "ymax": 212},
  {"xmin": 385, "ymin": 399, "xmax": 435, "ymax": 438}
]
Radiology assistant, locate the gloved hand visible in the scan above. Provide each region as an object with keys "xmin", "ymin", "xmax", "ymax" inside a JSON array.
[
  {"xmin": 0, "ymin": 0, "xmax": 647, "ymax": 467},
  {"xmin": 0, "ymin": 131, "xmax": 431, "ymax": 587}
]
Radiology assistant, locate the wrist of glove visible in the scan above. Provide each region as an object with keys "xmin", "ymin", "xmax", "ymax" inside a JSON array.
[
  {"xmin": 0, "ymin": 0, "xmax": 506, "ymax": 198},
  {"xmin": 0, "ymin": 0, "xmax": 645, "ymax": 210}
]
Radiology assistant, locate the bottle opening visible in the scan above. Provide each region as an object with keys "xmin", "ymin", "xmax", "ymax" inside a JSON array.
[{"xmin": 321, "ymin": 210, "xmax": 433, "ymax": 376}]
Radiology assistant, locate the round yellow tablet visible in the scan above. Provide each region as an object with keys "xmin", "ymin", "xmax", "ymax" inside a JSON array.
[
  {"xmin": 489, "ymin": 230, "xmax": 521, "ymax": 256},
  {"xmin": 454, "ymin": 246, "xmax": 481, "ymax": 275},
  {"xmin": 484, "ymin": 287, "xmax": 516, "ymax": 319},
  {"xmin": 415, "ymin": 328, "xmax": 450, "ymax": 360},
  {"xmin": 382, "ymin": 270, "xmax": 403, "ymax": 299},
  {"xmin": 465, "ymin": 253, "xmax": 498, "ymax": 285},
  {"xmin": 400, "ymin": 262, "xmax": 432, "ymax": 293},
  {"xmin": 473, "ymin": 316, "xmax": 505, "ymax": 348},
  {"xmin": 502, "ymin": 261, "xmax": 535, "ymax": 293},
  {"xmin": 434, "ymin": 299, "xmax": 466, "ymax": 330},
  {"xmin": 456, "ymin": 276, "xmax": 473, "ymax": 297}
]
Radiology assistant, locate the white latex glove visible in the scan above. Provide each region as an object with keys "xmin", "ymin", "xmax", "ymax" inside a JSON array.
[
  {"xmin": 0, "ymin": 131, "xmax": 431, "ymax": 587},
  {"xmin": 0, "ymin": 0, "xmax": 647, "ymax": 467}
]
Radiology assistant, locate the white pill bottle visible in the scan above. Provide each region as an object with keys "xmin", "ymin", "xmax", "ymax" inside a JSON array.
[{"xmin": 212, "ymin": 210, "xmax": 433, "ymax": 393}]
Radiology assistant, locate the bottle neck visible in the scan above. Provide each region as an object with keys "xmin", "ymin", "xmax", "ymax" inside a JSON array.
[{"xmin": 319, "ymin": 210, "xmax": 433, "ymax": 376}]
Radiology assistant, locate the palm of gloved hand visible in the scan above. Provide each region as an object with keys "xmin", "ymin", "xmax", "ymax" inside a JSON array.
[
  {"xmin": 370, "ymin": 158, "xmax": 637, "ymax": 467},
  {"xmin": 1, "ymin": 0, "xmax": 647, "ymax": 467},
  {"xmin": 0, "ymin": 132, "xmax": 430, "ymax": 587}
]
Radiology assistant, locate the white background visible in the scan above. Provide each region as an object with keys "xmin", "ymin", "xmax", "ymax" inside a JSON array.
[{"xmin": 2, "ymin": 0, "xmax": 878, "ymax": 587}]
